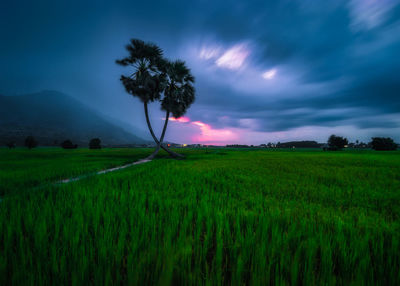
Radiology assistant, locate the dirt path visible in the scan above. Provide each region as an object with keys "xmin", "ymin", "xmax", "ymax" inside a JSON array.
[
  {"xmin": 0, "ymin": 158, "xmax": 151, "ymax": 204},
  {"xmin": 57, "ymin": 158, "xmax": 151, "ymax": 184}
]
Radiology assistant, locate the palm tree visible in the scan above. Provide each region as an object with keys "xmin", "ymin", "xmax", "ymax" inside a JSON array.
[
  {"xmin": 151, "ymin": 60, "xmax": 195, "ymax": 159},
  {"xmin": 116, "ymin": 39, "xmax": 195, "ymax": 159},
  {"xmin": 116, "ymin": 39, "xmax": 170, "ymax": 158}
]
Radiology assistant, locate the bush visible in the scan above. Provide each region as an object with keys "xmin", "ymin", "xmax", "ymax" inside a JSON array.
[
  {"xmin": 6, "ymin": 141, "xmax": 16, "ymax": 149},
  {"xmin": 61, "ymin": 140, "xmax": 78, "ymax": 149},
  {"xmin": 327, "ymin": 135, "xmax": 348, "ymax": 150},
  {"xmin": 24, "ymin": 136, "xmax": 38, "ymax": 149},
  {"xmin": 370, "ymin": 137, "xmax": 397, "ymax": 151},
  {"xmin": 323, "ymin": 146, "xmax": 338, "ymax": 151},
  {"xmin": 89, "ymin": 138, "xmax": 101, "ymax": 149}
]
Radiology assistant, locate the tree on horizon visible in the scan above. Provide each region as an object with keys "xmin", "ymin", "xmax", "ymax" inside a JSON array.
[
  {"xmin": 327, "ymin": 135, "xmax": 348, "ymax": 150},
  {"xmin": 370, "ymin": 137, "xmax": 397, "ymax": 151},
  {"xmin": 24, "ymin": 136, "xmax": 38, "ymax": 149}
]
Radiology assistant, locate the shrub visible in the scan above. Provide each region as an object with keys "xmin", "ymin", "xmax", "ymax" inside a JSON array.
[
  {"xmin": 24, "ymin": 136, "xmax": 38, "ymax": 149},
  {"xmin": 6, "ymin": 141, "xmax": 16, "ymax": 149},
  {"xmin": 323, "ymin": 146, "xmax": 338, "ymax": 151},
  {"xmin": 370, "ymin": 137, "xmax": 397, "ymax": 151},
  {"xmin": 89, "ymin": 138, "xmax": 101, "ymax": 149},
  {"xmin": 61, "ymin": 140, "xmax": 78, "ymax": 149},
  {"xmin": 327, "ymin": 135, "xmax": 348, "ymax": 150}
]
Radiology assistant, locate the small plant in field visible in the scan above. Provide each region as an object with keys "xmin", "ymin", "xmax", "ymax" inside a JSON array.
[
  {"xmin": 61, "ymin": 140, "xmax": 78, "ymax": 149},
  {"xmin": 89, "ymin": 138, "xmax": 101, "ymax": 149},
  {"xmin": 327, "ymin": 134, "xmax": 348, "ymax": 150},
  {"xmin": 24, "ymin": 136, "xmax": 38, "ymax": 149},
  {"xmin": 6, "ymin": 141, "xmax": 16, "ymax": 149},
  {"xmin": 370, "ymin": 137, "xmax": 397, "ymax": 151}
]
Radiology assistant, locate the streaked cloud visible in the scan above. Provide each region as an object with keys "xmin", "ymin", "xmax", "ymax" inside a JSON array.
[
  {"xmin": 1, "ymin": 0, "xmax": 400, "ymax": 144},
  {"xmin": 199, "ymin": 46, "xmax": 221, "ymax": 60},
  {"xmin": 348, "ymin": 0, "xmax": 398, "ymax": 31},
  {"xmin": 215, "ymin": 44, "xmax": 249, "ymax": 70},
  {"xmin": 262, "ymin": 69, "xmax": 277, "ymax": 80}
]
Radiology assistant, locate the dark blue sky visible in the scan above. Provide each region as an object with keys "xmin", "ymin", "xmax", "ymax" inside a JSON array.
[{"xmin": 1, "ymin": 0, "xmax": 400, "ymax": 144}]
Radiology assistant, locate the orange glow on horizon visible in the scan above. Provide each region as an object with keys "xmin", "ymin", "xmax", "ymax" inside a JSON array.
[{"xmin": 169, "ymin": 116, "xmax": 190, "ymax": 123}]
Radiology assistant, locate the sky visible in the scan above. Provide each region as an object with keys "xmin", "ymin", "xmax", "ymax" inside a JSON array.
[{"xmin": 1, "ymin": 0, "xmax": 400, "ymax": 145}]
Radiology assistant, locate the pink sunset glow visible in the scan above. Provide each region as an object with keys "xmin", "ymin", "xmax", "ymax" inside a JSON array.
[
  {"xmin": 167, "ymin": 116, "xmax": 239, "ymax": 145},
  {"xmin": 169, "ymin": 116, "xmax": 190, "ymax": 123},
  {"xmin": 191, "ymin": 121, "xmax": 239, "ymax": 143}
]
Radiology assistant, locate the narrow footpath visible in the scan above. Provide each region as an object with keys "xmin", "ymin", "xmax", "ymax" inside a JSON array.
[
  {"xmin": 57, "ymin": 158, "xmax": 151, "ymax": 184},
  {"xmin": 0, "ymin": 158, "xmax": 152, "ymax": 204}
]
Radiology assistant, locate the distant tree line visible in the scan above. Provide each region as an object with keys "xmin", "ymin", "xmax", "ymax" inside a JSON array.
[
  {"xmin": 3, "ymin": 136, "xmax": 102, "ymax": 149},
  {"xmin": 224, "ymin": 136, "xmax": 398, "ymax": 151},
  {"xmin": 325, "ymin": 135, "xmax": 397, "ymax": 151},
  {"xmin": 2, "ymin": 135, "xmax": 398, "ymax": 151},
  {"xmin": 277, "ymin": 141, "xmax": 321, "ymax": 148}
]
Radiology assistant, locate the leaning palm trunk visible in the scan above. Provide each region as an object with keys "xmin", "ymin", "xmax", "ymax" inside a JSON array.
[
  {"xmin": 146, "ymin": 110, "xmax": 169, "ymax": 160},
  {"xmin": 144, "ymin": 103, "xmax": 184, "ymax": 159}
]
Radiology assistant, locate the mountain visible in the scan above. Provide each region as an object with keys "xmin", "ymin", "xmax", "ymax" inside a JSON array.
[{"xmin": 0, "ymin": 90, "xmax": 149, "ymax": 146}]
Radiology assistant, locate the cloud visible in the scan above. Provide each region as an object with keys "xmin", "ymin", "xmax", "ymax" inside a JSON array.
[
  {"xmin": 348, "ymin": 0, "xmax": 398, "ymax": 31},
  {"xmin": 262, "ymin": 69, "xmax": 277, "ymax": 80},
  {"xmin": 2, "ymin": 0, "xmax": 400, "ymax": 143},
  {"xmin": 191, "ymin": 121, "xmax": 239, "ymax": 143},
  {"xmin": 199, "ymin": 46, "xmax": 221, "ymax": 60},
  {"xmin": 215, "ymin": 44, "xmax": 250, "ymax": 70},
  {"xmin": 167, "ymin": 116, "xmax": 240, "ymax": 144}
]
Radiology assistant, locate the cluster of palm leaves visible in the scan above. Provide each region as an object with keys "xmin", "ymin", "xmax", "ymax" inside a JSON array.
[{"xmin": 116, "ymin": 39, "xmax": 195, "ymax": 159}]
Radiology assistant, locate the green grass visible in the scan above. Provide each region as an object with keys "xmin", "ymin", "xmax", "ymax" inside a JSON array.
[
  {"xmin": 1, "ymin": 148, "xmax": 400, "ymax": 285},
  {"xmin": 0, "ymin": 147, "xmax": 152, "ymax": 196}
]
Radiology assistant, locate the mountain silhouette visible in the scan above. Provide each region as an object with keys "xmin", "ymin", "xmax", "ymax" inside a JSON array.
[{"xmin": 0, "ymin": 90, "xmax": 148, "ymax": 146}]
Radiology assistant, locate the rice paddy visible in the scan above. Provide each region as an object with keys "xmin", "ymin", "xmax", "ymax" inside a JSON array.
[
  {"xmin": 0, "ymin": 148, "xmax": 152, "ymax": 196},
  {"xmin": 0, "ymin": 148, "xmax": 399, "ymax": 285}
]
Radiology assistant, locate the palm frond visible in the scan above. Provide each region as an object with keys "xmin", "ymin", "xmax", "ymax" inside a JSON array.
[{"xmin": 116, "ymin": 39, "xmax": 166, "ymax": 103}]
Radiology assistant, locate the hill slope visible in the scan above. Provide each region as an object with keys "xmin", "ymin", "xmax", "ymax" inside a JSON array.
[{"xmin": 0, "ymin": 90, "xmax": 148, "ymax": 146}]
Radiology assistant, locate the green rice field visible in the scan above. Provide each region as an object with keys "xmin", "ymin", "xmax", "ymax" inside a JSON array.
[
  {"xmin": 0, "ymin": 148, "xmax": 152, "ymax": 197},
  {"xmin": 0, "ymin": 148, "xmax": 399, "ymax": 285}
]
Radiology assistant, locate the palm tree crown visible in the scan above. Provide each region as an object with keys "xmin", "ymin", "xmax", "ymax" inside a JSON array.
[
  {"xmin": 116, "ymin": 39, "xmax": 165, "ymax": 103},
  {"xmin": 161, "ymin": 60, "xmax": 195, "ymax": 118}
]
